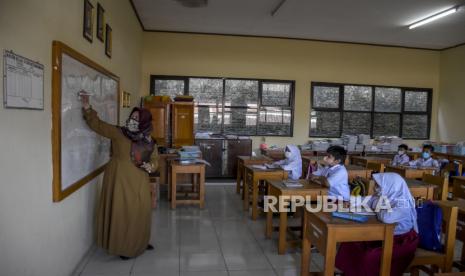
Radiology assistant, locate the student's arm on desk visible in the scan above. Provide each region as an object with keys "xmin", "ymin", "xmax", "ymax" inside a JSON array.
[{"xmin": 310, "ymin": 175, "xmax": 330, "ymax": 187}]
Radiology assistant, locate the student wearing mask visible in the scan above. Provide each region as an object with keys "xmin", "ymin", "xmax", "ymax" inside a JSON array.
[
  {"xmin": 391, "ymin": 144, "xmax": 410, "ymax": 166},
  {"xmin": 336, "ymin": 173, "xmax": 419, "ymax": 276},
  {"xmin": 311, "ymin": 146, "xmax": 350, "ymax": 202},
  {"xmin": 81, "ymin": 95, "xmax": 158, "ymax": 260},
  {"xmin": 271, "ymin": 145, "xmax": 302, "ymax": 180},
  {"xmin": 409, "ymin": 144, "xmax": 440, "ymax": 169}
]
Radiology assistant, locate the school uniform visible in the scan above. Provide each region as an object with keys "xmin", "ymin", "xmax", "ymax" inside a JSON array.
[
  {"xmin": 409, "ymin": 157, "xmax": 440, "ymax": 169},
  {"xmin": 391, "ymin": 153, "xmax": 410, "ymax": 166},
  {"xmin": 336, "ymin": 173, "xmax": 419, "ymax": 276},
  {"xmin": 273, "ymin": 145, "xmax": 302, "ymax": 180},
  {"xmin": 313, "ymin": 164, "xmax": 350, "ymax": 201}
]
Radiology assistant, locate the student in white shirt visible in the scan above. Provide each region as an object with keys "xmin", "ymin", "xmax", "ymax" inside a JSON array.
[
  {"xmin": 272, "ymin": 145, "xmax": 302, "ymax": 180},
  {"xmin": 391, "ymin": 144, "xmax": 410, "ymax": 166},
  {"xmin": 409, "ymin": 144, "xmax": 440, "ymax": 169},
  {"xmin": 311, "ymin": 146, "xmax": 350, "ymax": 201}
]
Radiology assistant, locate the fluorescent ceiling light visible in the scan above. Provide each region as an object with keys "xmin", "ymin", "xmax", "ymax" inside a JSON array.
[{"xmin": 409, "ymin": 7, "xmax": 458, "ymax": 29}]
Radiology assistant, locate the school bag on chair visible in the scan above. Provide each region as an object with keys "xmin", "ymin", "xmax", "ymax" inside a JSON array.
[
  {"xmin": 415, "ymin": 200, "xmax": 443, "ymax": 252},
  {"xmin": 349, "ymin": 177, "xmax": 366, "ymax": 197}
]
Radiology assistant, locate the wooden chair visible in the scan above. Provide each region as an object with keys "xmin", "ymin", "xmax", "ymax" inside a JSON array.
[
  {"xmin": 442, "ymin": 162, "xmax": 463, "ymax": 193},
  {"xmin": 385, "ymin": 166, "xmax": 406, "ymax": 177},
  {"xmin": 408, "ymin": 201, "xmax": 458, "ymax": 275},
  {"xmin": 149, "ymin": 172, "xmax": 160, "ymax": 208},
  {"xmin": 359, "ymin": 177, "xmax": 375, "ymax": 195},
  {"xmin": 367, "ymin": 162, "xmax": 385, "ymax": 174},
  {"xmin": 422, "ymin": 174, "xmax": 449, "ymax": 201}
]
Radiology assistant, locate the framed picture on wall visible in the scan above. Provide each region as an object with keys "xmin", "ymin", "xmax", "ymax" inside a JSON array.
[
  {"xmin": 83, "ymin": 0, "xmax": 94, "ymax": 42},
  {"xmin": 105, "ymin": 24, "xmax": 112, "ymax": 58},
  {"xmin": 96, "ymin": 3, "xmax": 105, "ymax": 42}
]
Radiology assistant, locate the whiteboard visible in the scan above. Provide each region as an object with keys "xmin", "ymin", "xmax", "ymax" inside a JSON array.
[
  {"xmin": 52, "ymin": 41, "xmax": 119, "ymax": 202},
  {"xmin": 3, "ymin": 50, "xmax": 44, "ymax": 109}
]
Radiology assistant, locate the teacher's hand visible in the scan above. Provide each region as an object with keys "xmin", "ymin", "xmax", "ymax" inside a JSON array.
[
  {"xmin": 81, "ymin": 94, "xmax": 90, "ymax": 110},
  {"xmin": 141, "ymin": 162, "xmax": 153, "ymax": 173}
]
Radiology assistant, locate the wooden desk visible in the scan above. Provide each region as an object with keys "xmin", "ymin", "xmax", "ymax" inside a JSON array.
[
  {"xmin": 302, "ymin": 156, "xmax": 324, "ymax": 179},
  {"xmin": 170, "ymin": 161, "xmax": 205, "ymax": 209},
  {"xmin": 301, "ymin": 208, "xmax": 395, "ymax": 276},
  {"xmin": 243, "ymin": 165, "xmax": 288, "ymax": 220},
  {"xmin": 364, "ymin": 178, "xmax": 435, "ymax": 199},
  {"xmin": 266, "ymin": 179, "xmax": 328, "ymax": 254},
  {"xmin": 261, "ymin": 148, "xmax": 285, "ymax": 160},
  {"xmin": 351, "ymin": 156, "xmax": 391, "ymax": 167},
  {"xmin": 345, "ymin": 165, "xmax": 373, "ymax": 181},
  {"xmin": 385, "ymin": 165, "xmax": 435, "ymax": 179},
  {"xmin": 236, "ymin": 156, "xmax": 271, "ymax": 195}
]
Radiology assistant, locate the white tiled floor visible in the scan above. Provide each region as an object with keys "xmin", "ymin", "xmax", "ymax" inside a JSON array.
[
  {"xmin": 75, "ymin": 185, "xmax": 322, "ymax": 276},
  {"xmin": 75, "ymin": 184, "xmax": 464, "ymax": 276}
]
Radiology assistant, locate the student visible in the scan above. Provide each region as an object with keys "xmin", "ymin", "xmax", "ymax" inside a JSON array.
[
  {"xmin": 272, "ymin": 145, "xmax": 302, "ymax": 180},
  {"xmin": 311, "ymin": 146, "xmax": 350, "ymax": 201},
  {"xmin": 409, "ymin": 144, "xmax": 440, "ymax": 169},
  {"xmin": 81, "ymin": 95, "xmax": 158, "ymax": 259},
  {"xmin": 336, "ymin": 173, "xmax": 419, "ymax": 276},
  {"xmin": 391, "ymin": 144, "xmax": 410, "ymax": 166}
]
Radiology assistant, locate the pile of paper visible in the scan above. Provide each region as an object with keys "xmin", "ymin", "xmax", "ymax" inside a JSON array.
[
  {"xmin": 178, "ymin": 146, "xmax": 201, "ymax": 160},
  {"xmin": 312, "ymin": 141, "xmax": 330, "ymax": 151},
  {"xmin": 358, "ymin": 134, "xmax": 371, "ymax": 146}
]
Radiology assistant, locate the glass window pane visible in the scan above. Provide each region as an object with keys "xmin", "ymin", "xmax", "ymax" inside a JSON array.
[
  {"xmin": 402, "ymin": 114, "xmax": 428, "ymax": 139},
  {"xmin": 313, "ymin": 86, "xmax": 340, "ymax": 108},
  {"xmin": 342, "ymin": 112, "xmax": 371, "ymax": 135},
  {"xmin": 189, "ymin": 78, "xmax": 223, "ymax": 106},
  {"xmin": 257, "ymin": 107, "xmax": 291, "ymax": 136},
  {"xmin": 374, "ymin": 87, "xmax": 401, "ymax": 112},
  {"xmin": 194, "ymin": 106, "xmax": 222, "ymax": 133},
  {"xmin": 225, "ymin": 80, "xmax": 258, "ymax": 107},
  {"xmin": 310, "ymin": 111, "xmax": 340, "ymax": 137},
  {"xmin": 404, "ymin": 91, "xmax": 428, "ymax": 112},
  {"xmin": 261, "ymin": 82, "xmax": 291, "ymax": 106},
  {"xmin": 223, "ymin": 108, "xmax": 257, "ymax": 135},
  {"xmin": 373, "ymin": 113, "xmax": 400, "ymax": 137},
  {"xmin": 343, "ymin": 85, "xmax": 372, "ymax": 111},
  {"xmin": 153, "ymin": 79, "xmax": 184, "ymax": 99}
]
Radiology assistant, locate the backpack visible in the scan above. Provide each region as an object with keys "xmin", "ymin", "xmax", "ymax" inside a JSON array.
[
  {"xmin": 349, "ymin": 177, "xmax": 366, "ymax": 197},
  {"xmin": 416, "ymin": 201, "xmax": 443, "ymax": 252}
]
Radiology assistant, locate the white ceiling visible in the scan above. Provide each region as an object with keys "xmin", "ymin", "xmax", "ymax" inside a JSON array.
[{"xmin": 131, "ymin": 0, "xmax": 465, "ymax": 49}]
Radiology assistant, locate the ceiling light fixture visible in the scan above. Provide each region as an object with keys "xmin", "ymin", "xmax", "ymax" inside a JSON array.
[{"xmin": 409, "ymin": 6, "xmax": 459, "ymax": 29}]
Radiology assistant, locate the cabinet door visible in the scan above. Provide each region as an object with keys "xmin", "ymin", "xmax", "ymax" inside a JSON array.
[
  {"xmin": 146, "ymin": 104, "xmax": 169, "ymax": 147},
  {"xmin": 172, "ymin": 103, "xmax": 194, "ymax": 148},
  {"xmin": 196, "ymin": 139, "xmax": 223, "ymax": 177},
  {"xmin": 225, "ymin": 139, "xmax": 252, "ymax": 177}
]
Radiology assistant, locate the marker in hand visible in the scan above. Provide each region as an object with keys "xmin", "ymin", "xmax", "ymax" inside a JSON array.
[{"xmin": 78, "ymin": 90, "xmax": 93, "ymax": 109}]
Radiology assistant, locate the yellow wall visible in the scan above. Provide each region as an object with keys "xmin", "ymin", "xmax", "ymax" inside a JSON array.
[
  {"xmin": 0, "ymin": 0, "xmax": 142, "ymax": 275},
  {"xmin": 141, "ymin": 32, "xmax": 440, "ymax": 149},
  {"xmin": 438, "ymin": 45, "xmax": 465, "ymax": 143}
]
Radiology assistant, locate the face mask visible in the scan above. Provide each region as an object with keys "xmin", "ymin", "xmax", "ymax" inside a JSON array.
[
  {"xmin": 398, "ymin": 150, "xmax": 405, "ymax": 155},
  {"xmin": 285, "ymin": 151, "xmax": 291, "ymax": 159},
  {"xmin": 422, "ymin": 152, "xmax": 431, "ymax": 159},
  {"xmin": 126, "ymin": 118, "xmax": 139, "ymax": 132}
]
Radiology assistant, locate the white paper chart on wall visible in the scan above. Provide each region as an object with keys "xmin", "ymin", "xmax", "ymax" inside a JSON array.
[
  {"xmin": 3, "ymin": 50, "xmax": 44, "ymax": 109},
  {"xmin": 60, "ymin": 53, "xmax": 118, "ymax": 191}
]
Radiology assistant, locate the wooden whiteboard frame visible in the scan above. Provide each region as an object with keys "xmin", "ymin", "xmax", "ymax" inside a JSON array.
[{"xmin": 51, "ymin": 41, "xmax": 120, "ymax": 202}]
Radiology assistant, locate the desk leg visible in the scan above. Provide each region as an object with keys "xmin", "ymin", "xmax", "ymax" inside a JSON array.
[
  {"xmin": 241, "ymin": 167, "xmax": 247, "ymax": 200},
  {"xmin": 278, "ymin": 210, "xmax": 288, "ymax": 254},
  {"xmin": 379, "ymin": 228, "xmax": 393, "ymax": 276},
  {"xmin": 171, "ymin": 170, "xmax": 177, "ymax": 209},
  {"xmin": 323, "ymin": 233, "xmax": 336, "ymax": 276},
  {"xmin": 252, "ymin": 178, "xmax": 259, "ymax": 220},
  {"xmin": 265, "ymin": 204, "xmax": 273, "ymax": 239},
  {"xmin": 301, "ymin": 216, "xmax": 311, "ymax": 276},
  {"xmin": 192, "ymin": 173, "xmax": 197, "ymax": 193},
  {"xmin": 199, "ymin": 168, "xmax": 205, "ymax": 209},
  {"xmin": 236, "ymin": 163, "xmax": 242, "ymax": 194},
  {"xmin": 243, "ymin": 174, "xmax": 250, "ymax": 211}
]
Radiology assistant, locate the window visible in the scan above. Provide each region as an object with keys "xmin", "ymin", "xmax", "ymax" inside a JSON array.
[
  {"xmin": 151, "ymin": 75, "xmax": 295, "ymax": 136},
  {"xmin": 310, "ymin": 82, "xmax": 432, "ymax": 139}
]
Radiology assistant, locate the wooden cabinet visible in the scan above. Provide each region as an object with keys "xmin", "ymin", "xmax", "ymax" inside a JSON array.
[
  {"xmin": 196, "ymin": 139, "xmax": 224, "ymax": 177},
  {"xmin": 196, "ymin": 138, "xmax": 252, "ymax": 178},
  {"xmin": 171, "ymin": 102, "xmax": 194, "ymax": 148},
  {"xmin": 143, "ymin": 100, "xmax": 194, "ymax": 148},
  {"xmin": 225, "ymin": 139, "xmax": 252, "ymax": 177}
]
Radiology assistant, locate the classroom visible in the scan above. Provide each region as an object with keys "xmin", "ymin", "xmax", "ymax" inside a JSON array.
[{"xmin": 1, "ymin": 0, "xmax": 465, "ymax": 275}]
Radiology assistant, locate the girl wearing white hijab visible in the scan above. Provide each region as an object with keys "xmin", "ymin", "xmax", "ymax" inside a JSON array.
[
  {"xmin": 272, "ymin": 145, "xmax": 302, "ymax": 180},
  {"xmin": 336, "ymin": 173, "xmax": 419, "ymax": 276}
]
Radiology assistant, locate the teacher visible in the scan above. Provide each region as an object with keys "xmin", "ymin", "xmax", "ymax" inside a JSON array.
[{"xmin": 81, "ymin": 95, "xmax": 158, "ymax": 259}]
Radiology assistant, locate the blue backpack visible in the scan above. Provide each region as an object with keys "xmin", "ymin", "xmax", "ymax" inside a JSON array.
[{"xmin": 416, "ymin": 201, "xmax": 443, "ymax": 252}]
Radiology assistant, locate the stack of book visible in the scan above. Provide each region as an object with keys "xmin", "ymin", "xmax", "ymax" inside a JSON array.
[
  {"xmin": 178, "ymin": 146, "xmax": 201, "ymax": 164},
  {"xmin": 282, "ymin": 180, "xmax": 303, "ymax": 188}
]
